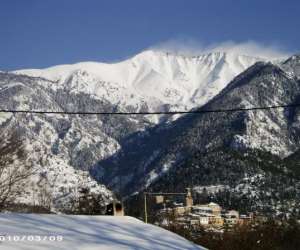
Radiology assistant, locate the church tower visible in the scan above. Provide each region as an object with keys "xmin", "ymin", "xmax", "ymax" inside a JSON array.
[{"xmin": 185, "ymin": 188, "xmax": 193, "ymax": 208}]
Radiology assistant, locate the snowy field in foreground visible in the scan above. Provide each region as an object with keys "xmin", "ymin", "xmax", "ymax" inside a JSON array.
[{"xmin": 0, "ymin": 214, "xmax": 205, "ymax": 250}]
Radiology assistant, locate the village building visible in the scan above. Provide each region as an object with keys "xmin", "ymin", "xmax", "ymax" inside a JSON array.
[
  {"xmin": 106, "ymin": 201, "xmax": 124, "ymax": 216},
  {"xmin": 158, "ymin": 189, "xmax": 254, "ymax": 230},
  {"xmin": 207, "ymin": 202, "xmax": 222, "ymax": 215},
  {"xmin": 223, "ymin": 209, "xmax": 240, "ymax": 226},
  {"xmin": 173, "ymin": 206, "xmax": 187, "ymax": 216},
  {"xmin": 192, "ymin": 205, "xmax": 212, "ymax": 213},
  {"xmin": 199, "ymin": 215, "xmax": 209, "ymax": 225},
  {"xmin": 238, "ymin": 213, "xmax": 254, "ymax": 225},
  {"xmin": 209, "ymin": 215, "xmax": 224, "ymax": 227},
  {"xmin": 226, "ymin": 210, "xmax": 240, "ymax": 219}
]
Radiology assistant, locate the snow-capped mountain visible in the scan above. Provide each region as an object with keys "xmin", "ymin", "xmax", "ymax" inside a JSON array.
[
  {"xmin": 95, "ymin": 56, "xmax": 300, "ymax": 217},
  {"xmin": 100, "ymin": 60, "xmax": 300, "ymax": 185},
  {"xmin": 14, "ymin": 50, "xmax": 261, "ymax": 122},
  {"xmin": 1, "ymin": 50, "xmax": 291, "ymax": 213}
]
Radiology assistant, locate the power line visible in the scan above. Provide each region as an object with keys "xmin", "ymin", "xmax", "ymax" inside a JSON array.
[{"xmin": 0, "ymin": 103, "xmax": 300, "ymax": 116}]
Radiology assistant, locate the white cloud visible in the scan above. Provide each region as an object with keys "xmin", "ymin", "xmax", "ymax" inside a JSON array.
[{"xmin": 150, "ymin": 38, "xmax": 292, "ymax": 60}]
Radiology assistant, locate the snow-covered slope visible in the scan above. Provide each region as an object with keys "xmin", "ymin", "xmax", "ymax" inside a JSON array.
[
  {"xmin": 0, "ymin": 72, "xmax": 139, "ymax": 211},
  {"xmin": 14, "ymin": 50, "xmax": 261, "ymax": 119},
  {"xmin": 96, "ymin": 58, "xmax": 300, "ymax": 217},
  {"xmin": 0, "ymin": 51, "xmax": 285, "ymax": 212},
  {"xmin": 97, "ymin": 58, "xmax": 300, "ymax": 193},
  {"xmin": 0, "ymin": 214, "xmax": 204, "ymax": 250}
]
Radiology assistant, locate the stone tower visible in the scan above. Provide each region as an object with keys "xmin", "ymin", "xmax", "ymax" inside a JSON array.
[{"xmin": 185, "ymin": 188, "xmax": 193, "ymax": 208}]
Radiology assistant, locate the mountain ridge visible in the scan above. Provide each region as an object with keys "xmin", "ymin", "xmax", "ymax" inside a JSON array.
[
  {"xmin": 93, "ymin": 57, "xmax": 300, "ymax": 218},
  {"xmin": 12, "ymin": 50, "xmax": 264, "ymax": 124},
  {"xmin": 1, "ymin": 51, "xmax": 299, "ymax": 217}
]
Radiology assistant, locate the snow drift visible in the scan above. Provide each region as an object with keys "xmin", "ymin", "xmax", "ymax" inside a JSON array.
[{"xmin": 0, "ymin": 214, "xmax": 204, "ymax": 250}]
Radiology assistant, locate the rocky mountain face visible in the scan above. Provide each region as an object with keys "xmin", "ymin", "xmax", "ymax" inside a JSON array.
[
  {"xmin": 2, "ymin": 51, "xmax": 300, "ymax": 216},
  {"xmin": 14, "ymin": 50, "xmax": 260, "ymax": 123},
  {"xmin": 94, "ymin": 58, "xmax": 300, "ymax": 217},
  {"xmin": 0, "ymin": 72, "xmax": 145, "ymax": 210},
  {"xmin": 0, "ymin": 50, "xmax": 260, "ymax": 211}
]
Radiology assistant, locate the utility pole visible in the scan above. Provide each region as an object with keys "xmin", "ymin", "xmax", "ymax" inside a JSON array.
[{"xmin": 144, "ymin": 192, "xmax": 148, "ymax": 224}]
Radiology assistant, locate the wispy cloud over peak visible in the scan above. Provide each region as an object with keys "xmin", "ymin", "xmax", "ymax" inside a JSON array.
[{"xmin": 150, "ymin": 38, "xmax": 292, "ymax": 60}]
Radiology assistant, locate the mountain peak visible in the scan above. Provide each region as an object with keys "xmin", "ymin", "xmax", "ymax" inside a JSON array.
[
  {"xmin": 219, "ymin": 61, "xmax": 283, "ymax": 94},
  {"xmin": 12, "ymin": 50, "xmax": 262, "ymax": 118},
  {"xmin": 283, "ymin": 54, "xmax": 300, "ymax": 64},
  {"xmin": 282, "ymin": 54, "xmax": 300, "ymax": 79}
]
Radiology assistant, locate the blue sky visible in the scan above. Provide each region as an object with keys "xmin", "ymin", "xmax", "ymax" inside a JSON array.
[{"xmin": 0, "ymin": 0, "xmax": 299, "ymax": 70}]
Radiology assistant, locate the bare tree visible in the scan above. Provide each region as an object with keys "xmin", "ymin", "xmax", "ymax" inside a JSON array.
[
  {"xmin": 0, "ymin": 132, "xmax": 33, "ymax": 210},
  {"xmin": 36, "ymin": 175, "xmax": 53, "ymax": 210}
]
